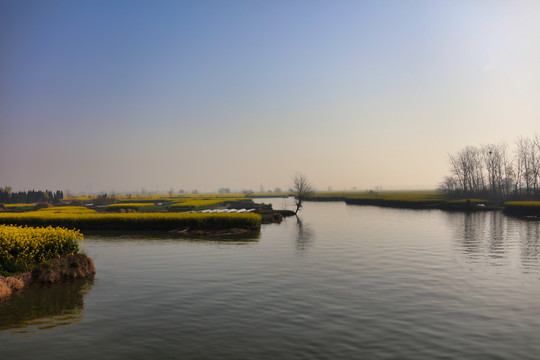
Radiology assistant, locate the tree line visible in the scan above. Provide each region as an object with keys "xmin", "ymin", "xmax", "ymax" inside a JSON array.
[
  {"xmin": 440, "ymin": 135, "xmax": 540, "ymax": 200},
  {"xmin": 0, "ymin": 186, "xmax": 64, "ymax": 204}
]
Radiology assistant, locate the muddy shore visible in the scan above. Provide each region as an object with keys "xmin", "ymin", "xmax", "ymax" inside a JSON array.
[{"xmin": 0, "ymin": 254, "xmax": 95, "ymax": 301}]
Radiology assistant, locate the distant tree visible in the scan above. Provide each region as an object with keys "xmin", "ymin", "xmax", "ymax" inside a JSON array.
[
  {"xmin": 448, "ymin": 146, "xmax": 485, "ymax": 194},
  {"xmin": 441, "ymin": 135, "xmax": 540, "ymax": 200},
  {"xmin": 274, "ymin": 187, "xmax": 282, "ymax": 193},
  {"xmin": 481, "ymin": 143, "xmax": 511, "ymax": 199},
  {"xmin": 218, "ymin": 188, "xmax": 231, "ymax": 194},
  {"xmin": 192, "ymin": 189, "xmax": 198, "ymax": 194},
  {"xmin": 438, "ymin": 175, "xmax": 459, "ymax": 193},
  {"xmin": 291, "ymin": 173, "xmax": 314, "ymax": 215}
]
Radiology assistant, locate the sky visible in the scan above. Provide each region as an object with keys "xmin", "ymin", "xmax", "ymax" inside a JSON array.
[{"xmin": 1, "ymin": 0, "xmax": 539, "ymax": 194}]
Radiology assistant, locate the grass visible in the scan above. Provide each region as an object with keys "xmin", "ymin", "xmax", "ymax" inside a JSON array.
[
  {"xmin": 249, "ymin": 192, "xmax": 290, "ymax": 198},
  {"xmin": 0, "ymin": 224, "xmax": 83, "ymax": 275},
  {"xmin": 343, "ymin": 190, "xmax": 446, "ymax": 208},
  {"xmin": 105, "ymin": 203, "xmax": 156, "ymax": 211},
  {"xmin": 66, "ymin": 193, "xmax": 254, "ymax": 203},
  {"xmin": 63, "ymin": 193, "xmax": 257, "ymax": 212},
  {"xmin": 504, "ymin": 201, "xmax": 540, "ymax": 207},
  {"xmin": 446, "ymin": 199, "xmax": 487, "ymax": 206},
  {"xmin": 37, "ymin": 206, "xmax": 97, "ymax": 214},
  {"xmin": 503, "ymin": 201, "xmax": 540, "ymax": 217},
  {"xmin": 169, "ymin": 198, "xmax": 252, "ymax": 211},
  {"xmin": 3, "ymin": 204, "xmax": 37, "ymax": 212},
  {"xmin": 338, "ymin": 190, "xmax": 494, "ymax": 210}
]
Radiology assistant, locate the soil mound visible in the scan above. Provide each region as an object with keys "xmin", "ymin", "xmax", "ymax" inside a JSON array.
[
  {"xmin": 0, "ymin": 254, "xmax": 95, "ymax": 301},
  {"xmin": 34, "ymin": 202, "xmax": 53, "ymax": 210}
]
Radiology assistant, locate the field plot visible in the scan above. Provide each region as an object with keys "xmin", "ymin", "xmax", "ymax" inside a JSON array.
[{"xmin": 0, "ymin": 210, "xmax": 261, "ymax": 232}]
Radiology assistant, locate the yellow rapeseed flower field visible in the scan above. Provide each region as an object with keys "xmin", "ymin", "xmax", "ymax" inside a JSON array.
[
  {"xmin": 37, "ymin": 206, "xmax": 97, "ymax": 214},
  {"xmin": 0, "ymin": 224, "xmax": 83, "ymax": 275},
  {"xmin": 0, "ymin": 211, "xmax": 261, "ymax": 232}
]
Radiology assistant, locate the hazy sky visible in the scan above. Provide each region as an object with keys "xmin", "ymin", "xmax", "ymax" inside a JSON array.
[{"xmin": 1, "ymin": 0, "xmax": 539, "ymax": 193}]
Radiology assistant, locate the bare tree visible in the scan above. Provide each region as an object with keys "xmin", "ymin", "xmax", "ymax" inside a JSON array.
[
  {"xmin": 515, "ymin": 136, "xmax": 538, "ymax": 196},
  {"xmin": 291, "ymin": 173, "xmax": 314, "ymax": 215},
  {"xmin": 482, "ymin": 143, "xmax": 510, "ymax": 199},
  {"xmin": 438, "ymin": 175, "xmax": 458, "ymax": 194},
  {"xmin": 448, "ymin": 146, "xmax": 485, "ymax": 194},
  {"xmin": 442, "ymin": 135, "xmax": 540, "ymax": 200}
]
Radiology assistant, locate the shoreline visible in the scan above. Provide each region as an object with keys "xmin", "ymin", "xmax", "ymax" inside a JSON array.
[
  {"xmin": 343, "ymin": 197, "xmax": 501, "ymax": 211},
  {"xmin": 0, "ymin": 254, "xmax": 95, "ymax": 301}
]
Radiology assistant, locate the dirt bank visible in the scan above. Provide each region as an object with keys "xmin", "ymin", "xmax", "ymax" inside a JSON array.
[{"xmin": 0, "ymin": 254, "xmax": 95, "ymax": 301}]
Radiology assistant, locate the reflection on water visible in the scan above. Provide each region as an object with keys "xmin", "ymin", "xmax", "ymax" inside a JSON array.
[
  {"xmin": 84, "ymin": 230, "xmax": 261, "ymax": 244},
  {"xmin": 519, "ymin": 220, "xmax": 540, "ymax": 274},
  {"xmin": 2, "ymin": 202, "xmax": 540, "ymax": 359},
  {"xmin": 295, "ymin": 216, "xmax": 314, "ymax": 255},
  {"xmin": 0, "ymin": 279, "xmax": 93, "ymax": 335},
  {"xmin": 449, "ymin": 210, "xmax": 540, "ymax": 275}
]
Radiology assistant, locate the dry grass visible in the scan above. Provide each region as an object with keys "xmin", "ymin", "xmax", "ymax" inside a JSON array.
[{"xmin": 0, "ymin": 278, "xmax": 11, "ymax": 299}]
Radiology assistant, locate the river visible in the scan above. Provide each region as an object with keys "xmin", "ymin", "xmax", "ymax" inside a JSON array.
[{"xmin": 2, "ymin": 198, "xmax": 540, "ymax": 359}]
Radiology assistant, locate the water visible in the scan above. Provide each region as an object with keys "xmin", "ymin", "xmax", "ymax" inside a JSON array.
[{"xmin": 2, "ymin": 199, "xmax": 540, "ymax": 359}]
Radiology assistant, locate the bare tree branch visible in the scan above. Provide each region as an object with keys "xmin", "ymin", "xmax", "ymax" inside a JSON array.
[{"xmin": 291, "ymin": 173, "xmax": 314, "ymax": 215}]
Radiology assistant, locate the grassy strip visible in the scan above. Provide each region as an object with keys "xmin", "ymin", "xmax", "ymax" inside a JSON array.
[
  {"xmin": 342, "ymin": 191, "xmax": 492, "ymax": 210},
  {"xmin": 105, "ymin": 203, "xmax": 156, "ymax": 211},
  {"xmin": 169, "ymin": 198, "xmax": 249, "ymax": 211},
  {"xmin": 67, "ymin": 193, "xmax": 254, "ymax": 202},
  {"xmin": 344, "ymin": 191, "xmax": 446, "ymax": 208},
  {"xmin": 345, "ymin": 197, "xmax": 446, "ymax": 208},
  {"xmin": 3, "ymin": 204, "xmax": 36, "ymax": 212},
  {"xmin": 0, "ymin": 224, "xmax": 83, "ymax": 275},
  {"xmin": 308, "ymin": 191, "xmax": 367, "ymax": 202},
  {"xmin": 0, "ymin": 212, "xmax": 261, "ymax": 232},
  {"xmin": 503, "ymin": 201, "xmax": 540, "ymax": 217},
  {"xmin": 38, "ymin": 206, "xmax": 97, "ymax": 214}
]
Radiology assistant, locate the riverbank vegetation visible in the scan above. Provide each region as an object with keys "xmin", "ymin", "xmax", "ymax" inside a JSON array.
[
  {"xmin": 168, "ymin": 198, "xmax": 250, "ymax": 212},
  {"xmin": 344, "ymin": 191, "xmax": 446, "ymax": 208},
  {"xmin": 503, "ymin": 201, "xmax": 540, "ymax": 217},
  {"xmin": 105, "ymin": 203, "xmax": 157, "ymax": 212},
  {"xmin": 0, "ymin": 224, "xmax": 95, "ymax": 301},
  {"xmin": 0, "ymin": 224, "xmax": 83, "ymax": 276},
  {"xmin": 0, "ymin": 210, "xmax": 262, "ymax": 232}
]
